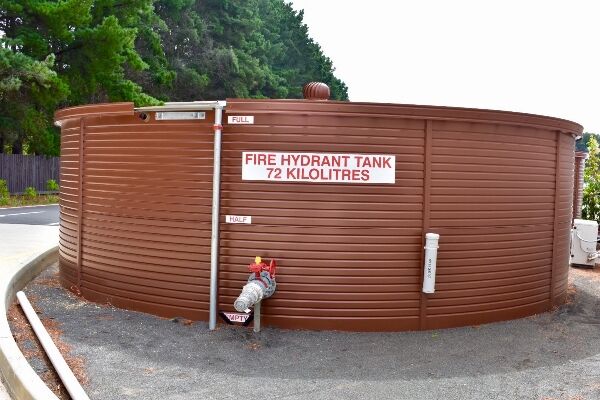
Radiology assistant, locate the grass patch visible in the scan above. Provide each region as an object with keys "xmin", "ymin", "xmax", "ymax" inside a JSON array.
[{"xmin": 0, "ymin": 194, "xmax": 58, "ymax": 208}]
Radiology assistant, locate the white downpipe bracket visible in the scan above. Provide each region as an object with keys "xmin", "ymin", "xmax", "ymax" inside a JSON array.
[
  {"xmin": 16, "ymin": 291, "xmax": 90, "ymax": 400},
  {"xmin": 422, "ymin": 233, "xmax": 440, "ymax": 294},
  {"xmin": 209, "ymin": 102, "xmax": 225, "ymax": 330}
]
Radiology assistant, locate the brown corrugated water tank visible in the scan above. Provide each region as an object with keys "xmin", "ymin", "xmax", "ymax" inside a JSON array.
[{"xmin": 55, "ymin": 98, "xmax": 582, "ymax": 332}]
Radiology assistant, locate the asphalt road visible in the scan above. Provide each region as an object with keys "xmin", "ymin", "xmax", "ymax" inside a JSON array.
[{"xmin": 0, "ymin": 205, "xmax": 59, "ymax": 226}]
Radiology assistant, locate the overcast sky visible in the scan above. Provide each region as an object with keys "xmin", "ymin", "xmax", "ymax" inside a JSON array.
[{"xmin": 289, "ymin": 0, "xmax": 599, "ymax": 133}]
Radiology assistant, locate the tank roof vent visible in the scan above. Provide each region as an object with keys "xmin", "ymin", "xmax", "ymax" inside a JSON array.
[{"xmin": 303, "ymin": 82, "xmax": 330, "ymax": 100}]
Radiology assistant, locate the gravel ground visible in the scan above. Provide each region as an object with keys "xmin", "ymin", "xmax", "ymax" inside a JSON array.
[
  {"xmin": 17, "ymin": 263, "xmax": 600, "ymax": 400},
  {"xmin": 0, "ymin": 378, "xmax": 8, "ymax": 400}
]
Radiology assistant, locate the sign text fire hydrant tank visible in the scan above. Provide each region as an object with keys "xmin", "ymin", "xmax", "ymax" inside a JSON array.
[{"xmin": 242, "ymin": 151, "xmax": 396, "ymax": 184}]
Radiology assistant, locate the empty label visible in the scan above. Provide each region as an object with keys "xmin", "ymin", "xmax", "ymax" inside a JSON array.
[{"xmin": 222, "ymin": 312, "xmax": 250, "ymax": 323}]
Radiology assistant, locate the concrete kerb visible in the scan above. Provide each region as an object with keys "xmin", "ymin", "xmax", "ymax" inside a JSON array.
[{"xmin": 0, "ymin": 247, "xmax": 59, "ymax": 400}]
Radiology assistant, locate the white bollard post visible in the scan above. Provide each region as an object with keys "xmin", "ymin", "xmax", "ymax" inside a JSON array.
[{"xmin": 422, "ymin": 233, "xmax": 440, "ymax": 294}]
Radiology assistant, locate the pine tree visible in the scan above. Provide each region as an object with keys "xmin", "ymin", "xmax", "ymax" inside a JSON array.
[
  {"xmin": 0, "ymin": 0, "xmax": 167, "ymax": 154},
  {"xmin": 0, "ymin": 0, "xmax": 349, "ymax": 155}
]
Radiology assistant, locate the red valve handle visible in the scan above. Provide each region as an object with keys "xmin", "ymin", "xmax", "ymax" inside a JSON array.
[
  {"xmin": 268, "ymin": 259, "xmax": 276, "ymax": 278},
  {"xmin": 248, "ymin": 257, "xmax": 276, "ymax": 279}
]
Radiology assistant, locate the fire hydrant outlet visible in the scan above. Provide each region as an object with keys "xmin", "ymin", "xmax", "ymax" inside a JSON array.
[
  {"xmin": 233, "ymin": 258, "xmax": 277, "ymax": 313},
  {"xmin": 234, "ymin": 281, "xmax": 264, "ymax": 312}
]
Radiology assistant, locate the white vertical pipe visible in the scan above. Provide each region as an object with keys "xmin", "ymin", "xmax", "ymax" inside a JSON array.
[
  {"xmin": 422, "ymin": 233, "xmax": 440, "ymax": 294},
  {"xmin": 209, "ymin": 102, "xmax": 225, "ymax": 330},
  {"xmin": 16, "ymin": 291, "xmax": 90, "ymax": 400}
]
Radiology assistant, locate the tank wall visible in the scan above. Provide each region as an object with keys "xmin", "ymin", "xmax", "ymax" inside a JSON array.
[
  {"xmin": 220, "ymin": 110, "xmax": 426, "ymax": 331},
  {"xmin": 425, "ymin": 121, "xmax": 575, "ymax": 329},
  {"xmin": 554, "ymin": 133, "xmax": 576, "ymax": 303},
  {"xmin": 59, "ymin": 106, "xmax": 215, "ymax": 320},
  {"xmin": 426, "ymin": 121, "xmax": 556, "ymax": 328},
  {"xmin": 219, "ymin": 101, "xmax": 577, "ymax": 330},
  {"xmin": 58, "ymin": 117, "xmax": 82, "ymax": 289},
  {"xmin": 56, "ymin": 101, "xmax": 579, "ymax": 331}
]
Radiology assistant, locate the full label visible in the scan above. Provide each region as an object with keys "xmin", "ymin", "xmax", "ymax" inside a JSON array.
[
  {"xmin": 242, "ymin": 151, "xmax": 395, "ymax": 184},
  {"xmin": 228, "ymin": 115, "xmax": 254, "ymax": 124}
]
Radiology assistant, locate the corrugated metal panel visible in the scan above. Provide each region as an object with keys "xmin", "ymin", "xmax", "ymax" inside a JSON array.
[
  {"xmin": 426, "ymin": 121, "xmax": 559, "ymax": 329},
  {"xmin": 58, "ymin": 106, "xmax": 215, "ymax": 320},
  {"xmin": 553, "ymin": 134, "xmax": 575, "ymax": 303},
  {"xmin": 58, "ymin": 118, "xmax": 81, "ymax": 290},
  {"xmin": 55, "ymin": 100, "xmax": 581, "ymax": 332},
  {"xmin": 220, "ymin": 101, "xmax": 425, "ymax": 331}
]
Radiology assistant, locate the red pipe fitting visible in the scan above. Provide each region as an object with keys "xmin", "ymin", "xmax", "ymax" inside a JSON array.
[{"xmin": 248, "ymin": 256, "xmax": 276, "ymax": 285}]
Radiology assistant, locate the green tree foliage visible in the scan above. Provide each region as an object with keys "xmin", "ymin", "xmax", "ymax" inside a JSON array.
[
  {"xmin": 144, "ymin": 0, "xmax": 348, "ymax": 101},
  {"xmin": 582, "ymin": 135, "xmax": 600, "ymax": 222},
  {"xmin": 0, "ymin": 47, "xmax": 67, "ymax": 155},
  {"xmin": 1, "ymin": 0, "xmax": 348, "ymax": 155},
  {"xmin": 0, "ymin": 0, "xmax": 165, "ymax": 154},
  {"xmin": 1, "ymin": 0, "xmax": 164, "ymax": 105},
  {"xmin": 259, "ymin": 0, "xmax": 348, "ymax": 99},
  {"xmin": 576, "ymin": 133, "xmax": 595, "ymax": 152}
]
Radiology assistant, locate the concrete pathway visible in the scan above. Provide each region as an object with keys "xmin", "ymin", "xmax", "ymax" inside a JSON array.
[
  {"xmin": 0, "ymin": 224, "xmax": 59, "ymax": 267},
  {"xmin": 0, "ymin": 216, "xmax": 59, "ymax": 399}
]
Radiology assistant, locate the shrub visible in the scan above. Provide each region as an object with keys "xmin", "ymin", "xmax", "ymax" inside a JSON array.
[
  {"xmin": 46, "ymin": 179, "xmax": 59, "ymax": 192},
  {"xmin": 582, "ymin": 135, "xmax": 600, "ymax": 222},
  {"xmin": 0, "ymin": 179, "xmax": 8, "ymax": 198},
  {"xmin": 0, "ymin": 179, "xmax": 8, "ymax": 205},
  {"xmin": 24, "ymin": 186, "xmax": 38, "ymax": 200}
]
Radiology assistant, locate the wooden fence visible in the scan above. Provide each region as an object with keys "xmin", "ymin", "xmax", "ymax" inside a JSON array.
[{"xmin": 0, "ymin": 154, "xmax": 60, "ymax": 194}]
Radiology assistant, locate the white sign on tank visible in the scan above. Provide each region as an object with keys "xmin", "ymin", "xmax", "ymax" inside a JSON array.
[{"xmin": 241, "ymin": 151, "xmax": 396, "ymax": 184}]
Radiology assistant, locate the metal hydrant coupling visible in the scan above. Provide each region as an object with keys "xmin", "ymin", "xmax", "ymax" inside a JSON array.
[{"xmin": 234, "ymin": 257, "xmax": 277, "ymax": 313}]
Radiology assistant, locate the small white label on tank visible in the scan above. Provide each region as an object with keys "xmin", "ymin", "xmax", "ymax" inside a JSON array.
[
  {"xmin": 225, "ymin": 215, "xmax": 252, "ymax": 224},
  {"xmin": 155, "ymin": 111, "xmax": 205, "ymax": 120},
  {"xmin": 222, "ymin": 312, "xmax": 250, "ymax": 323},
  {"xmin": 228, "ymin": 115, "xmax": 254, "ymax": 124}
]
